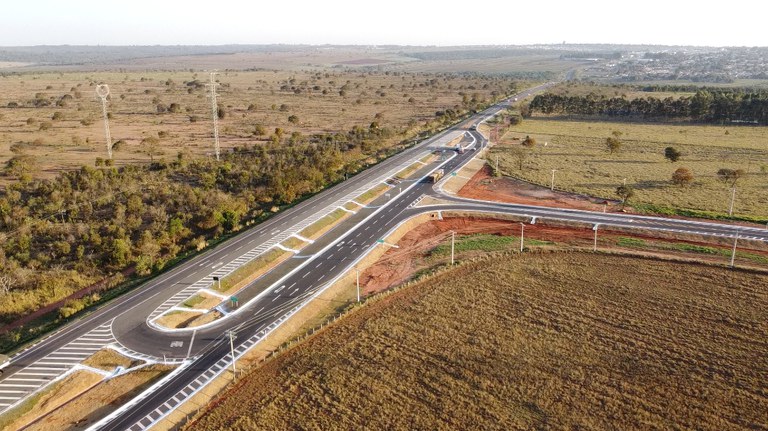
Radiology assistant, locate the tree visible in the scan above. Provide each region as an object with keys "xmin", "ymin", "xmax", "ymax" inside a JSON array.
[
  {"xmin": 615, "ymin": 184, "xmax": 635, "ymax": 205},
  {"xmin": 141, "ymin": 136, "xmax": 162, "ymax": 163},
  {"xmin": 664, "ymin": 146, "xmax": 681, "ymax": 162},
  {"xmin": 521, "ymin": 135, "xmax": 536, "ymax": 148},
  {"xmin": 510, "ymin": 147, "xmax": 529, "ymax": 170},
  {"xmin": 5, "ymin": 154, "xmax": 38, "ymax": 182},
  {"xmin": 288, "ymin": 115, "xmax": 299, "ymax": 124},
  {"xmin": 672, "ymin": 167, "xmax": 694, "ymax": 186},
  {"xmin": 716, "ymin": 168, "xmax": 744, "ymax": 187},
  {"xmin": 606, "ymin": 136, "xmax": 622, "ymax": 154}
]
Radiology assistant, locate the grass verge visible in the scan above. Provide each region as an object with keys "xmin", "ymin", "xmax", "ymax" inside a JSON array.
[{"xmin": 298, "ymin": 209, "xmax": 349, "ymax": 240}]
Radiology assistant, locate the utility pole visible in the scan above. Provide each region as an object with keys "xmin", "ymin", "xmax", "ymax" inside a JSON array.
[
  {"xmin": 495, "ymin": 155, "xmax": 499, "ymax": 173},
  {"xmin": 519, "ymin": 222, "xmax": 525, "ymax": 252},
  {"xmin": 729, "ymin": 187, "xmax": 736, "ymax": 216},
  {"xmin": 95, "ymin": 84, "xmax": 112, "ymax": 159},
  {"xmin": 207, "ymin": 72, "xmax": 221, "ymax": 161},
  {"xmin": 730, "ymin": 232, "xmax": 739, "ymax": 268},
  {"xmin": 451, "ymin": 231, "xmax": 455, "ymax": 265},
  {"xmin": 593, "ymin": 224, "xmax": 599, "ymax": 252},
  {"xmin": 228, "ymin": 330, "xmax": 237, "ymax": 375},
  {"xmin": 355, "ymin": 267, "xmax": 360, "ymax": 303},
  {"xmin": 551, "ymin": 169, "xmax": 558, "ymax": 191}
]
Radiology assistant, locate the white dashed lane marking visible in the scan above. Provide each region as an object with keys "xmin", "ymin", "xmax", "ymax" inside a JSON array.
[{"xmin": 0, "ymin": 321, "xmax": 116, "ymax": 413}]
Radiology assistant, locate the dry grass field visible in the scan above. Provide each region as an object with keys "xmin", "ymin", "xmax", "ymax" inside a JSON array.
[
  {"xmin": 0, "ymin": 69, "xmax": 515, "ymax": 186},
  {"xmin": 187, "ymin": 252, "xmax": 767, "ymax": 431},
  {"xmin": 492, "ymin": 118, "xmax": 768, "ymax": 218}
]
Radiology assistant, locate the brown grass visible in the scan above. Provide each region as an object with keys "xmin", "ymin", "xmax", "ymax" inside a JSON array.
[
  {"xmin": 354, "ymin": 183, "xmax": 390, "ymax": 205},
  {"xmin": 0, "ymin": 370, "xmax": 103, "ymax": 431},
  {"xmin": 0, "ymin": 69, "xmax": 513, "ymax": 187},
  {"xmin": 493, "ymin": 118, "xmax": 768, "ymax": 218},
  {"xmin": 187, "ymin": 252, "xmax": 767, "ymax": 431},
  {"xmin": 82, "ymin": 348, "xmax": 143, "ymax": 371},
  {"xmin": 154, "ymin": 310, "xmax": 204, "ymax": 329},
  {"xmin": 22, "ymin": 365, "xmax": 173, "ymax": 431},
  {"xmin": 298, "ymin": 208, "xmax": 350, "ymax": 240}
]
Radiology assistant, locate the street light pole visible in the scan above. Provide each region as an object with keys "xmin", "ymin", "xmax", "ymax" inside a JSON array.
[
  {"xmin": 551, "ymin": 169, "xmax": 558, "ymax": 191},
  {"xmin": 451, "ymin": 231, "xmax": 455, "ymax": 265},
  {"xmin": 355, "ymin": 267, "xmax": 360, "ymax": 303},
  {"xmin": 228, "ymin": 330, "xmax": 237, "ymax": 375},
  {"xmin": 593, "ymin": 224, "xmax": 599, "ymax": 252},
  {"xmin": 519, "ymin": 222, "xmax": 525, "ymax": 252}
]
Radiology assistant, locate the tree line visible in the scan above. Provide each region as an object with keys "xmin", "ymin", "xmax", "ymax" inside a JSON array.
[
  {"xmin": 528, "ymin": 89, "xmax": 768, "ymax": 124},
  {"xmin": 0, "ymin": 119, "xmax": 429, "ymax": 328}
]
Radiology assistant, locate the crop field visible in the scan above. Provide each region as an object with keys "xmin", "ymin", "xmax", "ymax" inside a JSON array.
[
  {"xmin": 492, "ymin": 118, "xmax": 768, "ymax": 218},
  {"xmin": 187, "ymin": 252, "xmax": 767, "ymax": 430},
  {"xmin": 0, "ymin": 69, "xmax": 515, "ymax": 186}
]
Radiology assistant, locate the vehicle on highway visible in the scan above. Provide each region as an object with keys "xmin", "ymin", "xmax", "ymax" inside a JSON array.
[
  {"xmin": 429, "ymin": 169, "xmax": 444, "ymax": 183},
  {"xmin": 0, "ymin": 354, "xmax": 9, "ymax": 375},
  {"xmin": 469, "ymin": 124, "xmax": 477, "ymax": 131}
]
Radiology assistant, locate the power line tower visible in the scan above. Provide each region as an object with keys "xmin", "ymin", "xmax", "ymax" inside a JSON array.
[
  {"xmin": 95, "ymin": 84, "xmax": 113, "ymax": 159},
  {"xmin": 207, "ymin": 72, "xmax": 221, "ymax": 161}
]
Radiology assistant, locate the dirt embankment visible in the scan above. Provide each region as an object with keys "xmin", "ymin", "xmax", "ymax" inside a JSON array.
[
  {"xmin": 458, "ymin": 164, "xmax": 612, "ymax": 211},
  {"xmin": 358, "ymin": 217, "xmax": 611, "ymax": 296}
]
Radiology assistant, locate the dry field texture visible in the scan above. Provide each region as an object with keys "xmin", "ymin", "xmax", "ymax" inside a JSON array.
[
  {"xmin": 0, "ymin": 69, "xmax": 515, "ymax": 186},
  {"xmin": 187, "ymin": 252, "xmax": 768, "ymax": 431},
  {"xmin": 20, "ymin": 364, "xmax": 172, "ymax": 431},
  {"xmin": 492, "ymin": 117, "xmax": 768, "ymax": 219}
]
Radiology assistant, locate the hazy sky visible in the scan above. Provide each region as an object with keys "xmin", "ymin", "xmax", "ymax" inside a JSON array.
[{"xmin": 2, "ymin": 0, "xmax": 766, "ymax": 47}]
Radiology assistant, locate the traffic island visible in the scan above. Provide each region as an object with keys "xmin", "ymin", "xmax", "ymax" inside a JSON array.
[
  {"xmin": 0, "ymin": 369, "xmax": 105, "ymax": 431},
  {"xmin": 19, "ymin": 364, "xmax": 174, "ymax": 431},
  {"xmin": 354, "ymin": 184, "xmax": 390, "ymax": 205},
  {"xmin": 298, "ymin": 209, "xmax": 351, "ymax": 241},
  {"xmin": 439, "ymin": 157, "xmax": 486, "ymax": 194}
]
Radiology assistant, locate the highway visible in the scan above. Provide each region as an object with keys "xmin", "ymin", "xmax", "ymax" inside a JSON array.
[{"xmin": 2, "ymin": 81, "xmax": 766, "ymax": 429}]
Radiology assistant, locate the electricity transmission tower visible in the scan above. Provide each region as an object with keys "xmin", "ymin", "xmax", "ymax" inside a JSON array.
[
  {"xmin": 95, "ymin": 84, "xmax": 113, "ymax": 159},
  {"xmin": 207, "ymin": 72, "xmax": 221, "ymax": 161}
]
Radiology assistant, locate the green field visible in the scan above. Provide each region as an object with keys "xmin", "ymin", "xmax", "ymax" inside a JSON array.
[
  {"xmin": 493, "ymin": 118, "xmax": 768, "ymax": 219},
  {"xmin": 187, "ymin": 252, "xmax": 767, "ymax": 430}
]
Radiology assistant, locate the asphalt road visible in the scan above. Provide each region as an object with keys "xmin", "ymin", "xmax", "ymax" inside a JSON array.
[
  {"xmin": 100, "ymin": 96, "xmax": 767, "ymax": 428},
  {"xmin": 5, "ymin": 81, "xmax": 766, "ymax": 429},
  {"xmin": 0, "ymin": 115, "xmax": 459, "ymax": 385}
]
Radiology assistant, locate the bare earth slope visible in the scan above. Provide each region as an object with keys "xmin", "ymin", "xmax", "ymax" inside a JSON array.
[{"xmin": 188, "ymin": 252, "xmax": 768, "ymax": 431}]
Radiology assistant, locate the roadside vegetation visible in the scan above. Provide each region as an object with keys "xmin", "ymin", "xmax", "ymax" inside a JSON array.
[
  {"xmin": 187, "ymin": 251, "xmax": 767, "ymax": 430},
  {"xmin": 0, "ymin": 70, "xmax": 516, "ymax": 351}
]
